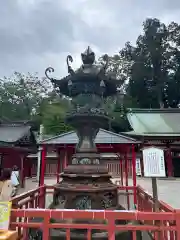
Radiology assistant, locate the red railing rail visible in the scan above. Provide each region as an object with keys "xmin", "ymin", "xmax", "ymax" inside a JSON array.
[
  {"xmin": 115, "ymin": 181, "xmax": 176, "ymax": 239},
  {"xmin": 10, "ymin": 185, "xmax": 48, "ymax": 235},
  {"xmin": 11, "ymin": 185, "xmax": 55, "ymax": 213},
  {"xmin": 136, "ymin": 185, "xmax": 174, "ymax": 213},
  {"xmin": 116, "ymin": 185, "xmax": 135, "ymax": 210},
  {"xmin": 10, "ymin": 209, "xmax": 180, "ymax": 240},
  {"xmin": 115, "ymin": 180, "xmax": 174, "ymax": 213},
  {"xmin": 11, "ymin": 186, "xmax": 46, "ymax": 209},
  {"xmin": 11, "ymin": 184, "xmax": 174, "ymax": 213}
]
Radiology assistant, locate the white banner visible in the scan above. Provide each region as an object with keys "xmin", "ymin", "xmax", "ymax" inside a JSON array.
[{"xmin": 136, "ymin": 158, "xmax": 141, "ymax": 176}]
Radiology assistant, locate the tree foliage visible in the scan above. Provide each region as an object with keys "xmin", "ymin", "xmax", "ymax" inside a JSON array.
[
  {"xmin": 0, "ymin": 72, "xmax": 50, "ymax": 121},
  {"xmin": 0, "ymin": 72, "xmax": 72, "ymax": 135},
  {"xmin": 115, "ymin": 18, "xmax": 180, "ymax": 108},
  {"xmin": 97, "ymin": 18, "xmax": 180, "ymax": 131},
  {"xmin": 41, "ymin": 97, "xmax": 73, "ymax": 135}
]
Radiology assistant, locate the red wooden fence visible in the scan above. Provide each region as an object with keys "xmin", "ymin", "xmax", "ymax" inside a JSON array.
[
  {"xmin": 11, "ymin": 209, "xmax": 180, "ymax": 240},
  {"xmin": 10, "ymin": 184, "xmax": 177, "ymax": 240}
]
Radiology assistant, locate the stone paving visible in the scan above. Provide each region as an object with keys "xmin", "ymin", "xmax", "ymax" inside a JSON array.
[
  {"xmin": 18, "ymin": 178, "xmax": 57, "ymax": 207},
  {"xmin": 18, "ymin": 177, "xmax": 56, "ymax": 194},
  {"xmin": 114, "ymin": 177, "xmax": 180, "ymax": 209},
  {"xmin": 18, "ymin": 176, "xmax": 180, "ymax": 209},
  {"xmin": 132, "ymin": 177, "xmax": 180, "ymax": 209}
]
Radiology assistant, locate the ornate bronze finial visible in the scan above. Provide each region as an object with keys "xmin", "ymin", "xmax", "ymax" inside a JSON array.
[
  {"xmin": 45, "ymin": 67, "xmax": 54, "ymax": 81},
  {"xmin": 102, "ymin": 54, "xmax": 109, "ymax": 72},
  {"xmin": 45, "ymin": 67, "xmax": 60, "ymax": 88},
  {"xmin": 84, "ymin": 46, "xmax": 93, "ymax": 55},
  {"xmin": 67, "ymin": 55, "xmax": 75, "ymax": 75},
  {"xmin": 81, "ymin": 46, "xmax": 95, "ymax": 65}
]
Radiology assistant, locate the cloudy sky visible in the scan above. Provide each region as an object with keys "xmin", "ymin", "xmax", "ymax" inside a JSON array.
[{"xmin": 0, "ymin": 0, "xmax": 180, "ymax": 79}]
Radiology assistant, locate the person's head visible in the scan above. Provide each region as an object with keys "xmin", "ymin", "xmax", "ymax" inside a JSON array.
[
  {"xmin": 0, "ymin": 168, "xmax": 11, "ymax": 181},
  {"xmin": 12, "ymin": 165, "xmax": 19, "ymax": 171}
]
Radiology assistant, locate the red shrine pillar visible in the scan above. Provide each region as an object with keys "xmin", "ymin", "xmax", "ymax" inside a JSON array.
[
  {"xmin": 116, "ymin": 145, "xmax": 123, "ymax": 186},
  {"xmin": 68, "ymin": 146, "xmax": 74, "ymax": 164},
  {"xmin": 131, "ymin": 144, "xmax": 137, "ymax": 207},
  {"xmin": 125, "ymin": 146, "xmax": 130, "ymax": 209},
  {"xmin": 125, "ymin": 146, "xmax": 129, "ymax": 187},
  {"xmin": 118, "ymin": 151, "xmax": 123, "ymax": 186},
  {"xmin": 166, "ymin": 148, "xmax": 173, "ymax": 177},
  {"xmin": 20, "ymin": 155, "xmax": 25, "ymax": 188},
  {"xmin": 39, "ymin": 145, "xmax": 46, "ymax": 187},
  {"xmin": 63, "ymin": 146, "xmax": 68, "ymax": 170},
  {"xmin": 118, "ymin": 145, "xmax": 124, "ymax": 186},
  {"xmin": 56, "ymin": 148, "xmax": 61, "ymax": 183}
]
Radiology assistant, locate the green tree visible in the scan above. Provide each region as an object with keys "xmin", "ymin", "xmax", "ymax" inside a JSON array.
[
  {"xmin": 165, "ymin": 22, "xmax": 180, "ymax": 107},
  {"xmin": 0, "ymin": 72, "xmax": 50, "ymax": 121},
  {"xmin": 0, "ymin": 72, "xmax": 75, "ymax": 135},
  {"xmin": 103, "ymin": 18, "xmax": 180, "ymax": 109},
  {"xmin": 41, "ymin": 98, "xmax": 73, "ymax": 135},
  {"xmin": 121, "ymin": 18, "xmax": 170, "ymax": 108}
]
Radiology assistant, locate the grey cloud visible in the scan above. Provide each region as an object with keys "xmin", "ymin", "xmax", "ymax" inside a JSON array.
[
  {"xmin": 0, "ymin": 0, "xmax": 180, "ymax": 77},
  {"xmin": 0, "ymin": 1, "xmax": 85, "ymax": 56}
]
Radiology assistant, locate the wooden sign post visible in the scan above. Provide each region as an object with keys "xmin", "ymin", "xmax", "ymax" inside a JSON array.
[{"xmin": 142, "ymin": 147, "xmax": 166, "ymax": 212}]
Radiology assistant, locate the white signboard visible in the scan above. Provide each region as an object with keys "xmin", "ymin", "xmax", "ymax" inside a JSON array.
[
  {"xmin": 142, "ymin": 147, "xmax": 166, "ymax": 177},
  {"xmin": 0, "ymin": 202, "xmax": 11, "ymax": 231},
  {"xmin": 136, "ymin": 158, "xmax": 141, "ymax": 176}
]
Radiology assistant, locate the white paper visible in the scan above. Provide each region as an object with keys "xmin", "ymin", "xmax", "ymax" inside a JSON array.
[
  {"xmin": 142, "ymin": 147, "xmax": 166, "ymax": 177},
  {"xmin": 136, "ymin": 158, "xmax": 141, "ymax": 176}
]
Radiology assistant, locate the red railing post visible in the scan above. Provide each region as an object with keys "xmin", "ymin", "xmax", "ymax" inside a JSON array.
[
  {"xmin": 56, "ymin": 149, "xmax": 61, "ymax": 183},
  {"xmin": 39, "ymin": 145, "xmax": 46, "ymax": 187},
  {"xmin": 63, "ymin": 147, "xmax": 67, "ymax": 170},
  {"xmin": 20, "ymin": 155, "xmax": 25, "ymax": 188},
  {"xmin": 107, "ymin": 213, "xmax": 115, "ymax": 240},
  {"xmin": 125, "ymin": 149, "xmax": 130, "ymax": 210},
  {"xmin": 42, "ymin": 211, "xmax": 50, "ymax": 240},
  {"xmin": 10, "ymin": 202, "xmax": 18, "ymax": 231},
  {"xmin": 132, "ymin": 144, "xmax": 137, "ymax": 207},
  {"xmin": 175, "ymin": 210, "xmax": 180, "ymax": 240},
  {"xmin": 136, "ymin": 186, "xmax": 141, "ymax": 211},
  {"xmin": 39, "ymin": 185, "xmax": 46, "ymax": 208}
]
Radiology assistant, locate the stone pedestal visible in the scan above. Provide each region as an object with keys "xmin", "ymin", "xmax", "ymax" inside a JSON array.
[
  {"xmin": 53, "ymin": 164, "xmax": 118, "ymax": 210},
  {"xmin": 49, "ymin": 164, "xmax": 142, "ymax": 239}
]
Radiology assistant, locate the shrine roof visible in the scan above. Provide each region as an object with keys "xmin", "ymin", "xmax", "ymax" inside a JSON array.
[
  {"xmin": 126, "ymin": 108, "xmax": 180, "ymax": 137},
  {"xmin": 40, "ymin": 128, "xmax": 140, "ymax": 145},
  {"xmin": 123, "ymin": 131, "xmax": 180, "ymax": 137},
  {"xmin": 0, "ymin": 122, "xmax": 38, "ymax": 152}
]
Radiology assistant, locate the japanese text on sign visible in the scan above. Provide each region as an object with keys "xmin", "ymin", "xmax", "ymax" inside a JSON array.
[
  {"xmin": 142, "ymin": 147, "xmax": 166, "ymax": 177},
  {"xmin": 136, "ymin": 158, "xmax": 141, "ymax": 176}
]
